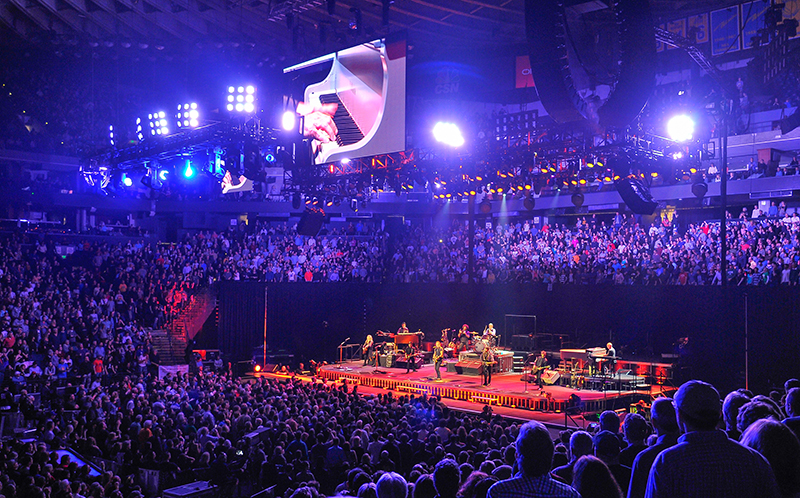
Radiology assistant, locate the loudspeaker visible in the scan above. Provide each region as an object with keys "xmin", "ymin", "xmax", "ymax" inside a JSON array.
[
  {"xmin": 297, "ymin": 210, "xmax": 325, "ymax": 236},
  {"xmin": 263, "ymin": 363, "xmax": 279, "ymax": 373},
  {"xmin": 395, "ymin": 356, "xmax": 423, "ymax": 369},
  {"xmin": 781, "ymin": 110, "xmax": 800, "ymax": 135},
  {"xmin": 542, "ymin": 369, "xmax": 560, "ymax": 385},
  {"xmin": 615, "ymin": 177, "xmax": 658, "ymax": 215},
  {"xmin": 692, "ymin": 181, "xmax": 708, "ymax": 198}
]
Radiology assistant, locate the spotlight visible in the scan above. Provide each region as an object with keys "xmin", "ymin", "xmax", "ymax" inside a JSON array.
[
  {"xmin": 432, "ymin": 122, "xmax": 465, "ymax": 147},
  {"xmin": 227, "ymin": 85, "xmax": 256, "ymax": 113},
  {"xmin": 158, "ymin": 170, "xmax": 169, "ymax": 182},
  {"xmin": 183, "ymin": 160, "xmax": 195, "ymax": 179},
  {"xmin": 571, "ymin": 192, "xmax": 584, "ymax": 207},
  {"xmin": 136, "ymin": 118, "xmax": 144, "ymax": 141},
  {"xmin": 667, "ymin": 114, "xmax": 695, "ymax": 142},
  {"xmin": 148, "ymin": 110, "xmax": 169, "ymax": 136},
  {"xmin": 479, "ymin": 199, "xmax": 491, "ymax": 213},
  {"xmin": 282, "ymin": 111, "xmax": 296, "ymax": 131},
  {"xmin": 176, "ymin": 102, "xmax": 200, "ymax": 129},
  {"xmin": 122, "ymin": 174, "xmax": 133, "ymax": 187},
  {"xmin": 109, "ymin": 125, "xmax": 115, "ymax": 147}
]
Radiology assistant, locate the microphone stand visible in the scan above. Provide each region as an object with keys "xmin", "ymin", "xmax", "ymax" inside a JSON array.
[{"xmin": 338, "ymin": 337, "xmax": 350, "ymax": 364}]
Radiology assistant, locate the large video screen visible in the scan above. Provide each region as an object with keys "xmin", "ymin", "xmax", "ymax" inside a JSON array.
[{"xmin": 284, "ymin": 37, "xmax": 406, "ymax": 165}]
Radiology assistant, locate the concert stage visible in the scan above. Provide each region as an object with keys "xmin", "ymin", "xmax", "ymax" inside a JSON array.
[{"xmin": 317, "ymin": 360, "xmax": 676, "ymax": 417}]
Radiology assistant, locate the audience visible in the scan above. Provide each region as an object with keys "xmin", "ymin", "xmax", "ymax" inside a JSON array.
[
  {"xmin": 571, "ymin": 455, "xmax": 623, "ymax": 498},
  {"xmin": 646, "ymin": 380, "xmax": 780, "ymax": 497},
  {"xmin": 627, "ymin": 398, "xmax": 679, "ymax": 498},
  {"xmin": 486, "ymin": 421, "xmax": 579, "ymax": 498},
  {"xmin": 740, "ymin": 419, "xmax": 800, "ymax": 498}
]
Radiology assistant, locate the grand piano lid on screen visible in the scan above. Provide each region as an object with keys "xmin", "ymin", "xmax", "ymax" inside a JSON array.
[{"xmin": 284, "ymin": 37, "xmax": 407, "ymax": 165}]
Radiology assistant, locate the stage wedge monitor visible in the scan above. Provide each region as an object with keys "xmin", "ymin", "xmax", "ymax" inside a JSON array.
[{"xmin": 284, "ymin": 36, "xmax": 407, "ymax": 165}]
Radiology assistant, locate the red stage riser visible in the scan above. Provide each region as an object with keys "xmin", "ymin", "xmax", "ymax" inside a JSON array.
[{"xmin": 315, "ymin": 368, "xmax": 640, "ymax": 413}]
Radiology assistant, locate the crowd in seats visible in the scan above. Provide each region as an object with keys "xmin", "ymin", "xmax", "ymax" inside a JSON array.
[
  {"xmin": 389, "ymin": 214, "xmax": 800, "ymax": 285},
  {"xmin": 3, "ymin": 366, "xmax": 799, "ymax": 498},
  {"xmin": 2, "ymin": 217, "xmax": 800, "ymax": 498}
]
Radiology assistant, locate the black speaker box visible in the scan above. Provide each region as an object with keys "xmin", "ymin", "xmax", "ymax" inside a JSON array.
[
  {"xmin": 297, "ymin": 210, "xmax": 325, "ymax": 236},
  {"xmin": 615, "ymin": 177, "xmax": 658, "ymax": 215}
]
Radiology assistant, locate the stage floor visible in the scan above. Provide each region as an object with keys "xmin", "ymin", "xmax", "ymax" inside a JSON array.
[{"xmin": 309, "ymin": 360, "xmax": 675, "ymax": 423}]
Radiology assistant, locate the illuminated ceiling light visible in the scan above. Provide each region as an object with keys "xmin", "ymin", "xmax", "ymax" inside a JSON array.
[
  {"xmin": 282, "ymin": 111, "xmax": 296, "ymax": 131},
  {"xmin": 667, "ymin": 114, "xmax": 695, "ymax": 142},
  {"xmin": 183, "ymin": 160, "xmax": 195, "ymax": 179},
  {"xmin": 432, "ymin": 122, "xmax": 465, "ymax": 147}
]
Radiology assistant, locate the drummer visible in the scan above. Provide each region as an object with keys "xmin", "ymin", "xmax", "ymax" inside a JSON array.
[{"xmin": 483, "ymin": 323, "xmax": 498, "ymax": 347}]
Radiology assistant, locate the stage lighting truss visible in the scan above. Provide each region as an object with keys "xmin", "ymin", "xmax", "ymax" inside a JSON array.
[
  {"xmin": 148, "ymin": 111, "xmax": 170, "ymax": 137},
  {"xmin": 176, "ymin": 103, "xmax": 200, "ymax": 129},
  {"xmin": 227, "ymin": 85, "xmax": 256, "ymax": 113}
]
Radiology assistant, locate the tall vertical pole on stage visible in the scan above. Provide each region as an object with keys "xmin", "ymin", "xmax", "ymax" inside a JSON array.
[{"xmin": 720, "ymin": 106, "xmax": 729, "ymax": 287}]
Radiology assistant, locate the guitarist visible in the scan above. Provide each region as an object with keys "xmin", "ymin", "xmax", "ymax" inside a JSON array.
[
  {"xmin": 532, "ymin": 350, "xmax": 548, "ymax": 388},
  {"xmin": 480, "ymin": 342, "xmax": 495, "ymax": 386},
  {"xmin": 433, "ymin": 341, "xmax": 444, "ymax": 380},
  {"xmin": 362, "ymin": 335, "xmax": 375, "ymax": 367}
]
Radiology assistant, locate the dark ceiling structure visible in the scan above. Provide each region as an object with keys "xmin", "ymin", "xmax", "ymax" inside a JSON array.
[{"xmin": 0, "ymin": 0, "xmax": 743, "ymax": 61}]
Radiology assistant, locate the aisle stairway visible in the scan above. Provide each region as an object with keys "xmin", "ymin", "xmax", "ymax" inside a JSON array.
[{"xmin": 150, "ymin": 329, "xmax": 187, "ymax": 366}]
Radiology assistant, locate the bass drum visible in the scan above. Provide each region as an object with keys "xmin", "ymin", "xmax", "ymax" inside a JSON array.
[{"xmin": 474, "ymin": 340, "xmax": 486, "ymax": 353}]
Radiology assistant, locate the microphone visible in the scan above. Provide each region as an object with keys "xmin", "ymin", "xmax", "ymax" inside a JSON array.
[{"xmin": 339, "ymin": 337, "xmax": 350, "ymax": 347}]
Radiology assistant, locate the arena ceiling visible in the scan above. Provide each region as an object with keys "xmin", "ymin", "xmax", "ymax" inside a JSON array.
[{"xmin": 0, "ymin": 0, "xmax": 737, "ymax": 60}]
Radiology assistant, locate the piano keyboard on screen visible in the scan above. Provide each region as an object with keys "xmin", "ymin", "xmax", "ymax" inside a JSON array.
[{"xmin": 319, "ymin": 93, "xmax": 365, "ymax": 147}]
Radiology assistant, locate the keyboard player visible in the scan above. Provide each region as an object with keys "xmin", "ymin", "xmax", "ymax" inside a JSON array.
[{"xmin": 595, "ymin": 342, "xmax": 617, "ymax": 375}]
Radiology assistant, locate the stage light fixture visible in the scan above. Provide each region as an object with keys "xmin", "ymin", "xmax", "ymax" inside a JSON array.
[
  {"xmin": 109, "ymin": 125, "xmax": 115, "ymax": 147},
  {"xmin": 667, "ymin": 114, "xmax": 695, "ymax": 142},
  {"xmin": 148, "ymin": 111, "xmax": 169, "ymax": 136},
  {"xmin": 227, "ymin": 85, "xmax": 256, "ymax": 113},
  {"xmin": 122, "ymin": 174, "xmax": 133, "ymax": 187},
  {"xmin": 176, "ymin": 103, "xmax": 200, "ymax": 129},
  {"xmin": 136, "ymin": 118, "xmax": 144, "ymax": 141},
  {"xmin": 183, "ymin": 160, "xmax": 195, "ymax": 179},
  {"xmin": 432, "ymin": 122, "xmax": 465, "ymax": 147},
  {"xmin": 158, "ymin": 170, "xmax": 169, "ymax": 182},
  {"xmin": 282, "ymin": 111, "xmax": 296, "ymax": 131}
]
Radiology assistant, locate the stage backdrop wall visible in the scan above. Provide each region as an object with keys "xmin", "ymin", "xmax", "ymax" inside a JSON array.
[{"xmin": 215, "ymin": 282, "xmax": 800, "ymax": 394}]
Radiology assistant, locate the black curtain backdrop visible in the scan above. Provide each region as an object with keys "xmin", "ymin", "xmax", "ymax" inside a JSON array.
[
  {"xmin": 217, "ymin": 282, "xmax": 266, "ymax": 361},
  {"xmin": 212, "ymin": 282, "xmax": 800, "ymax": 394}
]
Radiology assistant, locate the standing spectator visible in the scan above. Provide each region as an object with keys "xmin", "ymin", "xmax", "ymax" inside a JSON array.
[
  {"xmin": 487, "ymin": 421, "xmax": 579, "ymax": 498},
  {"xmin": 619, "ymin": 414, "xmax": 649, "ymax": 468},
  {"xmin": 628, "ymin": 398, "xmax": 680, "ymax": 498},
  {"xmin": 645, "ymin": 380, "xmax": 780, "ymax": 497},
  {"xmin": 553, "ymin": 431, "xmax": 593, "ymax": 483},
  {"xmin": 740, "ymin": 419, "xmax": 800, "ymax": 498},
  {"xmin": 572, "ymin": 455, "xmax": 623, "ymax": 498}
]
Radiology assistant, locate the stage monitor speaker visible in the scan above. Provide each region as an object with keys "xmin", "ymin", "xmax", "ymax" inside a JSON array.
[
  {"xmin": 615, "ymin": 177, "xmax": 658, "ymax": 215},
  {"xmin": 542, "ymin": 369, "xmax": 560, "ymax": 385},
  {"xmin": 395, "ymin": 357, "xmax": 424, "ymax": 369},
  {"xmin": 297, "ymin": 209, "xmax": 325, "ymax": 236},
  {"xmin": 453, "ymin": 359, "xmax": 483, "ymax": 376}
]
